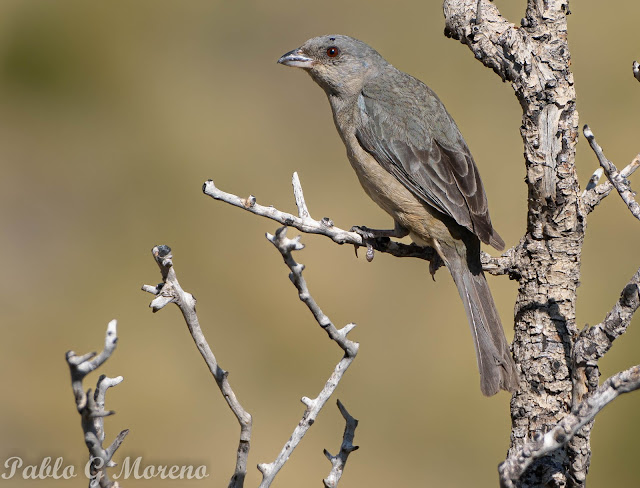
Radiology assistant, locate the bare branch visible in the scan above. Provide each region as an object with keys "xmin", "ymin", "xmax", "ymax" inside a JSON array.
[
  {"xmin": 499, "ymin": 364, "xmax": 640, "ymax": 488},
  {"xmin": 574, "ymin": 266, "xmax": 640, "ymax": 365},
  {"xmin": 572, "ymin": 267, "xmax": 640, "ymax": 404},
  {"xmin": 480, "ymin": 246, "xmax": 520, "ymax": 278},
  {"xmin": 203, "ymin": 177, "xmax": 439, "ymax": 262},
  {"xmin": 257, "ymin": 227, "xmax": 359, "ymax": 488},
  {"xmin": 583, "ymin": 125, "xmax": 640, "ymax": 220},
  {"xmin": 66, "ymin": 320, "xmax": 127, "ymax": 488},
  {"xmin": 142, "ymin": 245, "xmax": 252, "ymax": 488},
  {"xmin": 266, "ymin": 227, "xmax": 359, "ymax": 356},
  {"xmin": 323, "ymin": 400, "xmax": 360, "ymax": 488}
]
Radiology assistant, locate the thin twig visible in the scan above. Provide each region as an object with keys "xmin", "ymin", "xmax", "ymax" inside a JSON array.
[
  {"xmin": 256, "ymin": 227, "xmax": 359, "ymax": 488},
  {"xmin": 581, "ymin": 167, "xmax": 604, "ymax": 196},
  {"xmin": 323, "ymin": 400, "xmax": 360, "ymax": 488},
  {"xmin": 583, "ymin": 125, "xmax": 640, "ymax": 220},
  {"xmin": 575, "ymin": 266, "xmax": 640, "ymax": 362},
  {"xmin": 499, "ymin": 364, "xmax": 640, "ymax": 488},
  {"xmin": 142, "ymin": 246, "xmax": 252, "ymax": 488},
  {"xmin": 292, "ymin": 172, "xmax": 310, "ymax": 219},
  {"xmin": 66, "ymin": 320, "xmax": 128, "ymax": 488},
  {"xmin": 583, "ymin": 156, "xmax": 640, "ymax": 214}
]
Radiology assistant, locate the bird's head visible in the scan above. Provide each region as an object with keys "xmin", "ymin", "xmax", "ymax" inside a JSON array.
[{"xmin": 278, "ymin": 35, "xmax": 386, "ymax": 98}]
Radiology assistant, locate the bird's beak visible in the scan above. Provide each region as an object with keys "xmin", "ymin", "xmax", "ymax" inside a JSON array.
[{"xmin": 277, "ymin": 49, "xmax": 314, "ymax": 68}]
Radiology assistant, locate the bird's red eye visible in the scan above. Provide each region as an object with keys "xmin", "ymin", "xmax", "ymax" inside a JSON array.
[{"xmin": 326, "ymin": 46, "xmax": 339, "ymax": 58}]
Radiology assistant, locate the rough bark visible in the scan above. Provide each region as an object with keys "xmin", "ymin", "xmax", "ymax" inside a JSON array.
[{"xmin": 444, "ymin": 1, "xmax": 584, "ymax": 486}]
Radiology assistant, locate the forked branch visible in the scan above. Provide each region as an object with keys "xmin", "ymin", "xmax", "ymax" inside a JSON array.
[
  {"xmin": 323, "ymin": 400, "xmax": 360, "ymax": 488},
  {"xmin": 572, "ymin": 267, "xmax": 640, "ymax": 404},
  {"xmin": 66, "ymin": 320, "xmax": 128, "ymax": 488},
  {"xmin": 583, "ymin": 125, "xmax": 640, "ymax": 220}
]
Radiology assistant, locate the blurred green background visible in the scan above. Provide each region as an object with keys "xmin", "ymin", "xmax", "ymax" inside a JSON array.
[{"xmin": 1, "ymin": 1, "xmax": 639, "ymax": 486}]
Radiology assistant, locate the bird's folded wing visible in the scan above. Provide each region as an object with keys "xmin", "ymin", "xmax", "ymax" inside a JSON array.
[{"xmin": 355, "ymin": 80, "xmax": 498, "ymax": 247}]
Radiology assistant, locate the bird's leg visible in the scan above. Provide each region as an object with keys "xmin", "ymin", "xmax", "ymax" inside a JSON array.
[
  {"xmin": 428, "ymin": 239, "xmax": 448, "ymax": 280},
  {"xmin": 351, "ymin": 222, "xmax": 409, "ymax": 262}
]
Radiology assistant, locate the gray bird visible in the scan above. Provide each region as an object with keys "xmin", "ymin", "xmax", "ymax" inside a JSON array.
[{"xmin": 278, "ymin": 35, "xmax": 518, "ymax": 396}]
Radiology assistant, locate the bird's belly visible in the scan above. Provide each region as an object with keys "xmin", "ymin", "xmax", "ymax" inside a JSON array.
[{"xmin": 345, "ymin": 141, "xmax": 452, "ymax": 247}]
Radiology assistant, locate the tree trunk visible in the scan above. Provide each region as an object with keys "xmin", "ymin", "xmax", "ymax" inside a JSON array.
[{"xmin": 444, "ymin": 1, "xmax": 587, "ymax": 486}]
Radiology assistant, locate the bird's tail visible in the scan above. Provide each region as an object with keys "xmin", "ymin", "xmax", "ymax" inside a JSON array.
[{"xmin": 440, "ymin": 241, "xmax": 518, "ymax": 396}]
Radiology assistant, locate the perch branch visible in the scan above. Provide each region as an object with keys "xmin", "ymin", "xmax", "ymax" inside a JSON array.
[
  {"xmin": 142, "ymin": 245, "xmax": 252, "ymax": 488},
  {"xmin": 203, "ymin": 174, "xmax": 513, "ymax": 276},
  {"xmin": 203, "ymin": 176, "xmax": 361, "ymax": 247},
  {"xmin": 65, "ymin": 320, "xmax": 128, "ymax": 488},
  {"xmin": 499, "ymin": 364, "xmax": 640, "ymax": 488},
  {"xmin": 583, "ymin": 126, "xmax": 640, "ymax": 221},
  {"xmin": 323, "ymin": 400, "xmax": 360, "ymax": 488},
  {"xmin": 203, "ymin": 175, "xmax": 436, "ymax": 262},
  {"xmin": 257, "ymin": 227, "xmax": 359, "ymax": 488}
]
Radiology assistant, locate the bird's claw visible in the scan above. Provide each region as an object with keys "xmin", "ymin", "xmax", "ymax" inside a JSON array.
[{"xmin": 349, "ymin": 225, "xmax": 377, "ymax": 240}]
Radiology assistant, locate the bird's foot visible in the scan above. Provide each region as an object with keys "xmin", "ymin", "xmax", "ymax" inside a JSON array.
[
  {"xmin": 350, "ymin": 223, "xmax": 409, "ymax": 262},
  {"xmin": 349, "ymin": 225, "xmax": 377, "ymax": 240}
]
